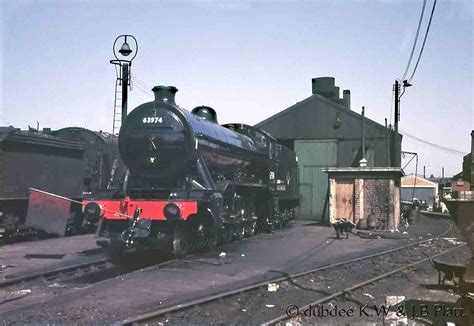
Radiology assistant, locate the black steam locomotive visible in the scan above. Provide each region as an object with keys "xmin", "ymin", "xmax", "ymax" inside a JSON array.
[
  {"xmin": 85, "ymin": 86, "xmax": 298, "ymax": 257},
  {"xmin": 0, "ymin": 126, "xmax": 123, "ymax": 242}
]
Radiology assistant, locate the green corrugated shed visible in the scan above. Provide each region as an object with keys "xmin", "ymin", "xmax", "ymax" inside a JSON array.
[
  {"xmin": 255, "ymin": 77, "xmax": 402, "ymax": 222},
  {"xmin": 295, "ymin": 140, "xmax": 337, "ymax": 220}
]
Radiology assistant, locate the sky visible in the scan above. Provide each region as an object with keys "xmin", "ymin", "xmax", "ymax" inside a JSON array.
[{"xmin": 1, "ymin": 0, "xmax": 473, "ymax": 177}]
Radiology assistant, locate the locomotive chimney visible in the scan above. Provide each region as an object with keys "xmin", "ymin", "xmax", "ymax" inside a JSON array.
[{"xmin": 152, "ymin": 86, "xmax": 178, "ymax": 106}]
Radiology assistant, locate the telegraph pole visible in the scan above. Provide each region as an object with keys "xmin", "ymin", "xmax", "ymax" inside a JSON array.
[
  {"xmin": 392, "ymin": 79, "xmax": 411, "ymax": 167},
  {"xmin": 391, "ymin": 80, "xmax": 400, "ymax": 168},
  {"xmin": 394, "ymin": 80, "xmax": 399, "ymax": 136}
]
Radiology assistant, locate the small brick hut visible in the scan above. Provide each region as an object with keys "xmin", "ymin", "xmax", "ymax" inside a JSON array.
[{"xmin": 325, "ymin": 167, "xmax": 403, "ymax": 231}]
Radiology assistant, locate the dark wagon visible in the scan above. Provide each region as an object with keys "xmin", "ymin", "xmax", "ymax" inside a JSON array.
[{"xmin": 0, "ymin": 127, "xmax": 85, "ymax": 241}]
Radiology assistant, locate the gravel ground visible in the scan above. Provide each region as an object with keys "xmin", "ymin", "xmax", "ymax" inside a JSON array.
[
  {"xmin": 144, "ymin": 237, "xmax": 468, "ymax": 325},
  {"xmin": 0, "ymin": 234, "xmax": 105, "ymax": 281},
  {"xmin": 0, "ymin": 215, "xmax": 463, "ymax": 325},
  {"xmin": 291, "ymin": 245, "xmax": 473, "ymax": 326}
]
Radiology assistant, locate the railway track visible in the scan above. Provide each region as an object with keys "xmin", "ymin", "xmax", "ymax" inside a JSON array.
[
  {"xmin": 263, "ymin": 244, "xmax": 464, "ymax": 325},
  {"xmin": 121, "ymin": 219, "xmax": 461, "ymax": 325},
  {"xmin": 0, "ymin": 255, "xmax": 179, "ymax": 312},
  {"xmin": 0, "ymin": 258, "xmax": 113, "ymax": 289},
  {"xmin": 0, "ymin": 258, "xmax": 122, "ymax": 306},
  {"xmin": 0, "ymin": 258, "xmax": 122, "ymax": 307}
]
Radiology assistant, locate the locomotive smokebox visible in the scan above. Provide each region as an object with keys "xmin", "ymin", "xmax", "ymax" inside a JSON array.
[
  {"xmin": 118, "ymin": 84, "xmax": 189, "ymax": 181},
  {"xmin": 152, "ymin": 86, "xmax": 178, "ymax": 106}
]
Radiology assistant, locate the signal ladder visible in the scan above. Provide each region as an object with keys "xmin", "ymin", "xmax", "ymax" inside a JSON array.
[{"xmin": 112, "ymin": 77, "xmax": 122, "ymax": 135}]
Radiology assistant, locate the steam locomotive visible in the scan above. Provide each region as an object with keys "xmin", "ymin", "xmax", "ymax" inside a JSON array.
[
  {"xmin": 0, "ymin": 126, "xmax": 123, "ymax": 242},
  {"xmin": 84, "ymin": 86, "xmax": 298, "ymax": 257},
  {"xmin": 51, "ymin": 127, "xmax": 125, "ymax": 192}
]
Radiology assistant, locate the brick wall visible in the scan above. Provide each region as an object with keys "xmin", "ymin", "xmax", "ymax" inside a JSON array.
[
  {"xmin": 328, "ymin": 171, "xmax": 401, "ymax": 231},
  {"xmin": 363, "ymin": 179, "xmax": 390, "ymax": 229},
  {"xmin": 354, "ymin": 179, "xmax": 361, "ymax": 222}
]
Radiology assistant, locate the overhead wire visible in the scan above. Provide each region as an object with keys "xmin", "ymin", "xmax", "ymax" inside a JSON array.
[
  {"xmin": 133, "ymin": 83, "xmax": 154, "ymax": 98},
  {"xmin": 132, "ymin": 84, "xmax": 153, "ymax": 98},
  {"xmin": 390, "ymin": 1, "xmax": 437, "ymax": 150},
  {"xmin": 130, "ymin": 74, "xmax": 147, "ymax": 89},
  {"xmin": 402, "ymin": 0, "xmax": 427, "ymax": 81},
  {"xmin": 400, "ymin": 129, "xmax": 467, "ymax": 156},
  {"xmin": 130, "ymin": 74, "xmax": 153, "ymax": 98},
  {"xmin": 130, "ymin": 73, "xmax": 153, "ymax": 93},
  {"xmin": 394, "ymin": 0, "xmax": 443, "ymax": 180},
  {"xmin": 131, "ymin": 73, "xmax": 153, "ymax": 90},
  {"xmin": 409, "ymin": 0, "xmax": 437, "ymax": 82},
  {"xmin": 131, "ymin": 75, "xmax": 153, "ymax": 94}
]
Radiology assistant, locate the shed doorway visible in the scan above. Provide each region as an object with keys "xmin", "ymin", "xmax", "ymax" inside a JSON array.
[
  {"xmin": 335, "ymin": 180, "xmax": 355, "ymax": 222},
  {"xmin": 294, "ymin": 139, "xmax": 337, "ymax": 221}
]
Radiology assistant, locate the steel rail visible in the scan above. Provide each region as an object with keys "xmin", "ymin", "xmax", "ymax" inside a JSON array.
[
  {"xmin": 263, "ymin": 243, "xmax": 465, "ymax": 325},
  {"xmin": 0, "ymin": 258, "xmax": 111, "ymax": 288},
  {"xmin": 121, "ymin": 219, "xmax": 456, "ymax": 325},
  {"xmin": 0, "ymin": 258, "xmax": 181, "ymax": 319}
]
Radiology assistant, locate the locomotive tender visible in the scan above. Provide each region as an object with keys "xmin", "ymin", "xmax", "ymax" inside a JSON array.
[
  {"xmin": 0, "ymin": 127, "xmax": 85, "ymax": 241},
  {"xmin": 52, "ymin": 127, "xmax": 125, "ymax": 192},
  {"xmin": 0, "ymin": 126, "xmax": 123, "ymax": 242},
  {"xmin": 85, "ymin": 86, "xmax": 298, "ymax": 257}
]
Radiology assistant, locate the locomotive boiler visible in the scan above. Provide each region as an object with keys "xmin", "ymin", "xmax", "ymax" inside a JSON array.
[{"xmin": 85, "ymin": 86, "xmax": 298, "ymax": 257}]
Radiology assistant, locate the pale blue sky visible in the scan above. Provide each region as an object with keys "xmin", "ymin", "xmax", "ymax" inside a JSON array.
[{"xmin": 1, "ymin": 0, "xmax": 473, "ymax": 176}]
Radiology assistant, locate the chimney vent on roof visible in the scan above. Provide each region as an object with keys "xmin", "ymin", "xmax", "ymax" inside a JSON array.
[
  {"xmin": 333, "ymin": 86, "xmax": 340, "ymax": 100},
  {"xmin": 312, "ymin": 77, "xmax": 350, "ymax": 110},
  {"xmin": 312, "ymin": 77, "xmax": 336, "ymax": 97},
  {"xmin": 343, "ymin": 90, "xmax": 351, "ymax": 109}
]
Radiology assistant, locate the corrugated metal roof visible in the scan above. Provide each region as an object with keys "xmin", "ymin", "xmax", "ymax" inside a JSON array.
[{"xmin": 254, "ymin": 92, "xmax": 394, "ymax": 134}]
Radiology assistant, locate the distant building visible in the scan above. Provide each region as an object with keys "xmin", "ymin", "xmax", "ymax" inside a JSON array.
[
  {"xmin": 451, "ymin": 179, "xmax": 470, "ymax": 193},
  {"xmin": 461, "ymin": 131, "xmax": 474, "ymax": 190},
  {"xmin": 255, "ymin": 77, "xmax": 402, "ymax": 221},
  {"xmin": 401, "ymin": 175, "xmax": 438, "ymax": 208}
]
